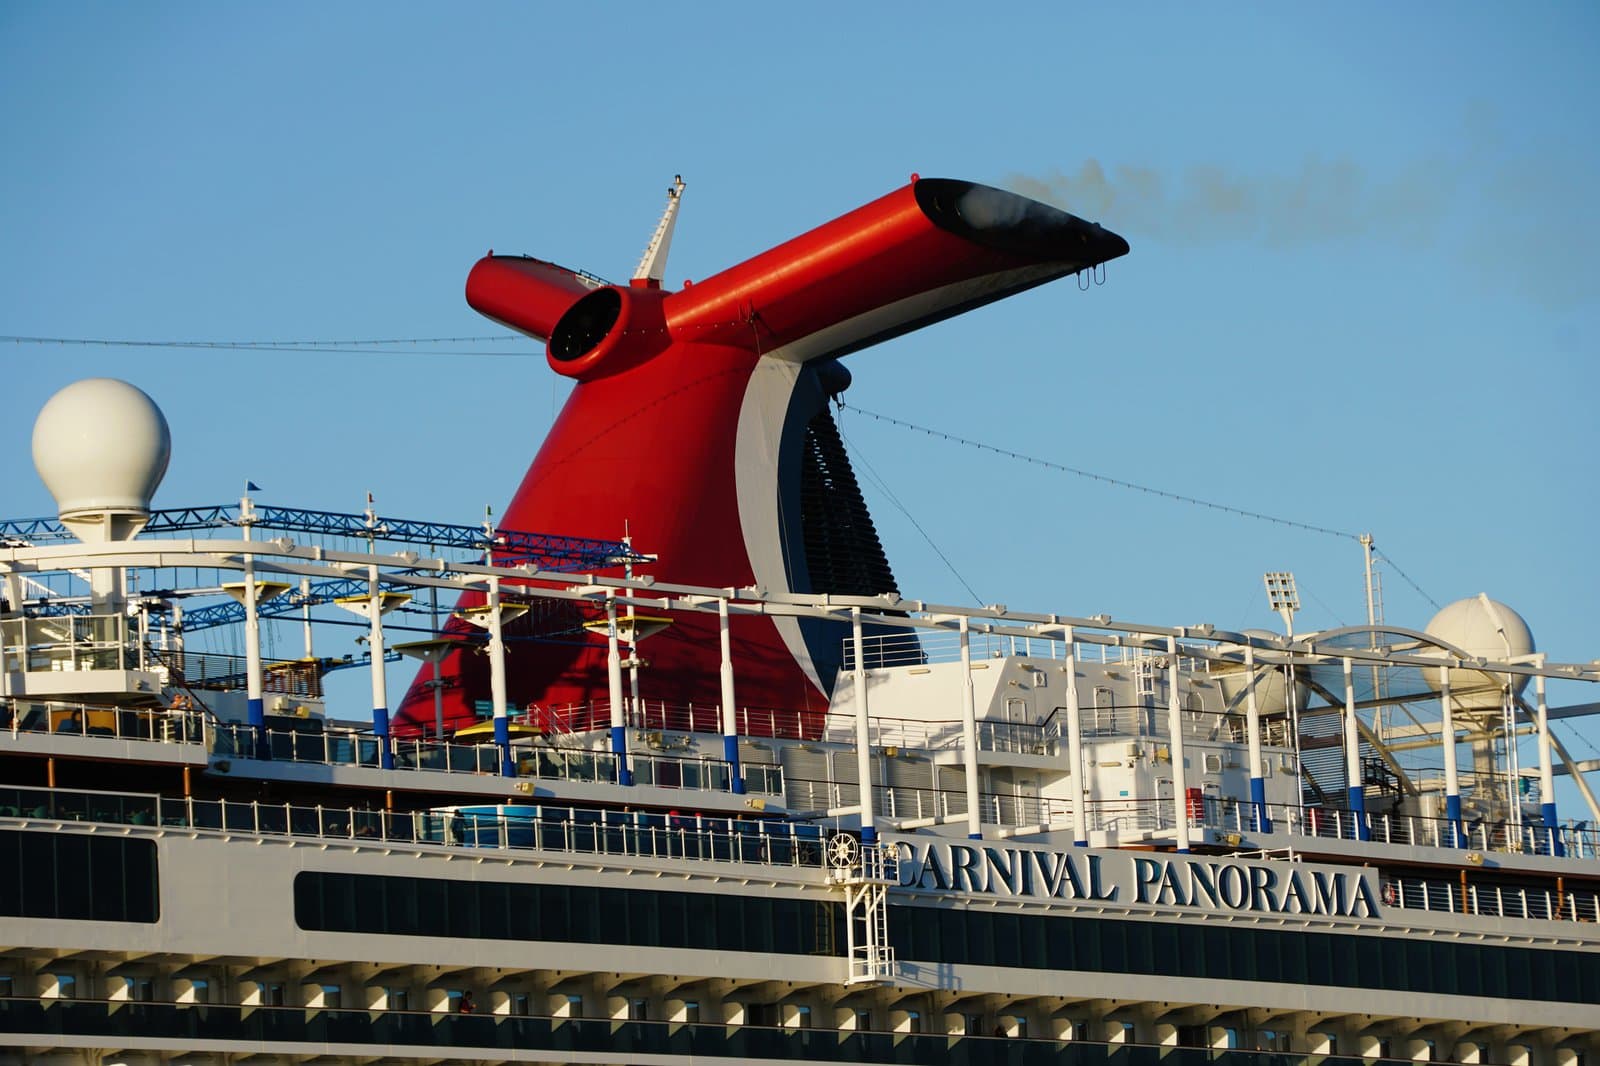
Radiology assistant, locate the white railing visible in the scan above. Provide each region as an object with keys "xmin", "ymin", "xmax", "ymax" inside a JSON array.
[
  {"xmin": 0, "ymin": 782, "xmax": 826, "ymax": 871},
  {"xmin": 4, "ymin": 698, "xmax": 204, "ymax": 745}
]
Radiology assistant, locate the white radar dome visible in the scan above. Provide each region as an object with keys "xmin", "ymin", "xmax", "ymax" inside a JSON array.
[
  {"xmin": 32, "ymin": 378, "xmax": 171, "ymax": 519},
  {"xmin": 1423, "ymin": 595, "xmax": 1534, "ymax": 710},
  {"xmin": 1213, "ymin": 629, "xmax": 1306, "ymax": 716}
]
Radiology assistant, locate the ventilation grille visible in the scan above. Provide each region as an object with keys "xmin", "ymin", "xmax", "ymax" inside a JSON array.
[{"xmin": 798, "ymin": 409, "xmax": 897, "ymax": 597}]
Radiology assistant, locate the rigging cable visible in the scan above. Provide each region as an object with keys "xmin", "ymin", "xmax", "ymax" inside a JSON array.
[
  {"xmin": 837, "ymin": 414, "xmax": 985, "ymax": 607},
  {"xmin": 842, "ymin": 401, "xmax": 1443, "ymax": 608},
  {"xmin": 843, "ymin": 401, "xmax": 1357, "ymax": 539},
  {"xmin": 1, "ymin": 335, "xmax": 533, "ymax": 358},
  {"xmin": 5, "ymin": 334, "xmax": 1445, "ymax": 609},
  {"xmin": 1370, "ymin": 550, "xmax": 1442, "ymax": 612}
]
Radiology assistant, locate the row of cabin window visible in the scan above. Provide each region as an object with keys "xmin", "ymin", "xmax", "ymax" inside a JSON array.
[
  {"xmin": 0, "ymin": 973, "xmax": 823, "ymax": 1029},
  {"xmin": 295, "ymin": 871, "xmax": 844, "ymax": 957},
  {"xmin": 0, "ymin": 830, "xmax": 159, "ymax": 923},
  {"xmin": 0, "ymin": 973, "xmax": 178, "ymax": 1001},
  {"xmin": 888, "ymin": 903, "xmax": 1600, "ymax": 1004}
]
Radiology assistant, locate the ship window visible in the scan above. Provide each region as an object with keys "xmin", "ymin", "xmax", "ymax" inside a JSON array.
[
  {"xmin": 904, "ymin": 1009, "xmax": 922, "ymax": 1033},
  {"xmin": 260, "ymin": 981, "xmax": 286, "ymax": 1007},
  {"xmin": 448, "ymin": 879, "xmax": 480, "ymax": 939},
  {"xmin": 629, "ymin": 997, "xmax": 648, "ymax": 1021},
  {"xmin": 629, "ymin": 892, "xmax": 659, "ymax": 946},
  {"xmin": 743, "ymin": 899, "xmax": 774, "ymax": 954},
  {"xmin": 570, "ymin": 887, "xmax": 602, "ymax": 943},
  {"xmin": 1097, "ymin": 922, "xmax": 1126, "ymax": 971},
  {"xmin": 476, "ymin": 877, "xmax": 508, "ymax": 941},
  {"xmin": 683, "ymin": 1000, "xmax": 700, "ymax": 1024},
  {"xmin": 320, "ymin": 984, "xmax": 342, "ymax": 1009},
  {"xmin": 855, "ymin": 1008, "xmax": 872, "ymax": 1031},
  {"xmin": 938, "ymin": 907, "xmax": 967, "ymax": 961},
  {"xmin": 963, "ymin": 1012, "xmax": 982, "ymax": 1035},
  {"xmin": 883, "ymin": 903, "xmax": 1597, "ymax": 1007},
  {"xmin": 566, "ymin": 993, "xmax": 584, "ymax": 1018},
  {"xmin": 991, "ymin": 912, "xmax": 1020, "ymax": 967},
  {"xmin": 794, "ymin": 1003, "xmax": 812, "ymax": 1028},
  {"xmin": 0, "ymin": 975, "xmax": 12, "ymax": 998},
  {"xmin": 0, "ymin": 830, "xmax": 158, "ymax": 924},
  {"xmin": 55, "ymin": 835, "xmax": 91, "ymax": 917},
  {"xmin": 51, "ymin": 973, "xmax": 76, "ymax": 999},
  {"xmin": 1355, "ymin": 936, "xmax": 1382, "ymax": 988},
  {"xmin": 386, "ymin": 987, "xmax": 410, "ymax": 1011},
  {"xmin": 655, "ymin": 892, "xmax": 685, "ymax": 949},
  {"xmin": 509, "ymin": 992, "xmax": 530, "ymax": 1016},
  {"xmin": 188, "ymin": 977, "xmax": 209, "ymax": 1004}
]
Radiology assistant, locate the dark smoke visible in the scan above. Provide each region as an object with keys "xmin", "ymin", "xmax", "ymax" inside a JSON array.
[
  {"xmin": 1008, "ymin": 154, "xmax": 1595, "ymax": 310},
  {"xmin": 1007, "ymin": 157, "xmax": 1448, "ymax": 250}
]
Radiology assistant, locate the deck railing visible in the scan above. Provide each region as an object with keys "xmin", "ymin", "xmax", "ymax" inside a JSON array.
[
  {"xmin": 0, "ymin": 783, "xmax": 823, "ymax": 871},
  {"xmin": 3, "ymin": 779, "xmax": 1597, "ymax": 925},
  {"xmin": 3, "ymin": 699, "xmax": 204, "ymax": 744},
  {"xmin": 5, "ymin": 696, "xmax": 1593, "ymax": 862},
  {"xmin": 205, "ymin": 722, "xmax": 782, "ymax": 796}
]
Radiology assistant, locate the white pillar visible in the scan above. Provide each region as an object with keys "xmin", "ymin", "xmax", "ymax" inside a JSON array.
[
  {"xmin": 627, "ymin": 638, "xmax": 642, "ymax": 720},
  {"xmin": 852, "ymin": 607, "xmax": 876, "ymax": 843},
  {"xmin": 1065, "ymin": 626, "xmax": 1087, "ymax": 846},
  {"xmin": 1342, "ymin": 656, "xmax": 1367, "ymax": 840},
  {"xmin": 958, "ymin": 617, "xmax": 981, "ymax": 839},
  {"xmin": 487, "ymin": 576, "xmax": 512, "ymax": 777},
  {"xmin": 719, "ymin": 598, "xmax": 742, "ymax": 794},
  {"xmin": 1245, "ymin": 644, "xmax": 1270, "ymax": 831},
  {"xmin": 606, "ymin": 593, "xmax": 630, "ymax": 785},
  {"xmin": 1536, "ymin": 668, "xmax": 1560, "ymax": 855},
  {"xmin": 1440, "ymin": 663, "xmax": 1461, "ymax": 846},
  {"xmin": 242, "ymin": 546, "xmax": 265, "ymax": 755},
  {"xmin": 1166, "ymin": 636, "xmax": 1191, "ymax": 852},
  {"xmin": 300, "ymin": 577, "xmax": 314, "ymax": 660},
  {"xmin": 367, "ymin": 564, "xmax": 392, "ymax": 770}
]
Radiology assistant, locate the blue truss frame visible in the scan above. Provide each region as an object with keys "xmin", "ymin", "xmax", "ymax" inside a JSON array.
[{"xmin": 0, "ymin": 503, "xmax": 645, "ymax": 570}]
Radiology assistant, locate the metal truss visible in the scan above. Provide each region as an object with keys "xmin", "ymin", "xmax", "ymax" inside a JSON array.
[{"xmin": 0, "ymin": 504, "xmax": 647, "ymax": 572}]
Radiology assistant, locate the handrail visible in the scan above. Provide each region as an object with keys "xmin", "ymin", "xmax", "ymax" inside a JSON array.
[
  {"xmin": 0, "ymin": 782, "xmax": 824, "ymax": 871},
  {"xmin": 2, "ymin": 699, "xmax": 205, "ymax": 745}
]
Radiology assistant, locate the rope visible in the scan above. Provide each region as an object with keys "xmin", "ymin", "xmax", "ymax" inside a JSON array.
[
  {"xmin": 842, "ymin": 402, "xmax": 1359, "ymax": 541},
  {"xmin": 1, "ymin": 335, "xmax": 532, "ymax": 357}
]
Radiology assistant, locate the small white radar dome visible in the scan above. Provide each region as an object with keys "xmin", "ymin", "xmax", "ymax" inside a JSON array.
[
  {"xmin": 1423, "ymin": 595, "xmax": 1535, "ymax": 710},
  {"xmin": 1213, "ymin": 629, "xmax": 1306, "ymax": 716},
  {"xmin": 32, "ymin": 378, "xmax": 171, "ymax": 519}
]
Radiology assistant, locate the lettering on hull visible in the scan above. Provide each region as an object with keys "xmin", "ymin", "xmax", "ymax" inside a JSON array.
[{"xmin": 894, "ymin": 838, "xmax": 1380, "ymax": 920}]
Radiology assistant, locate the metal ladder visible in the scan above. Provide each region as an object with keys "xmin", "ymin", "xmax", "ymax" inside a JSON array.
[{"xmin": 827, "ymin": 834, "xmax": 897, "ymax": 984}]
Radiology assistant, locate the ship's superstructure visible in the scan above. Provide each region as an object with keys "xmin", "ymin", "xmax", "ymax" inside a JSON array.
[{"xmin": 1, "ymin": 179, "xmax": 1598, "ymax": 1066}]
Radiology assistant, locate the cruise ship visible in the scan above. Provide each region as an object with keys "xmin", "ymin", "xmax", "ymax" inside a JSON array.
[{"xmin": 1, "ymin": 177, "xmax": 1596, "ymax": 1066}]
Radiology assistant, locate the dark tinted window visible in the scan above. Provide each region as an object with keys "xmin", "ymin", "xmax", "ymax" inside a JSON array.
[
  {"xmin": 294, "ymin": 872, "xmax": 841, "ymax": 958},
  {"xmin": 0, "ymin": 830, "xmax": 158, "ymax": 923},
  {"xmin": 885, "ymin": 902, "xmax": 1597, "ymax": 1005}
]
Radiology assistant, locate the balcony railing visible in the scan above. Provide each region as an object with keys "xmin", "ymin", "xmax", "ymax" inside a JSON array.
[
  {"xmin": 2, "ymin": 700, "xmax": 204, "ymax": 744},
  {"xmin": 0, "ymin": 783, "xmax": 824, "ymax": 871}
]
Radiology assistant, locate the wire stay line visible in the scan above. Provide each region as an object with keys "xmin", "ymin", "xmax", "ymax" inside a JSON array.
[
  {"xmin": 843, "ymin": 402, "xmax": 1359, "ymax": 541},
  {"xmin": 2, "ymin": 335, "xmax": 534, "ymax": 358}
]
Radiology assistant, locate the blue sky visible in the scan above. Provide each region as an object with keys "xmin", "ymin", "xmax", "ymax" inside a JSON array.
[{"xmin": 2, "ymin": 4, "xmax": 1597, "ymax": 805}]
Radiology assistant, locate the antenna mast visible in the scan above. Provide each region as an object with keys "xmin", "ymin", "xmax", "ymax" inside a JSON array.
[{"xmin": 633, "ymin": 175, "xmax": 686, "ymax": 288}]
